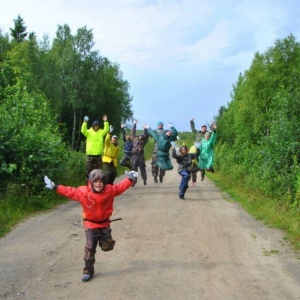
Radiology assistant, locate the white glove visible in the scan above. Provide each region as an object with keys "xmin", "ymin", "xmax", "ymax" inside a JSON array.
[
  {"xmin": 171, "ymin": 141, "xmax": 176, "ymax": 148},
  {"xmin": 110, "ymin": 125, "xmax": 114, "ymax": 133},
  {"xmin": 168, "ymin": 122, "xmax": 173, "ymax": 128},
  {"xmin": 125, "ymin": 170, "xmax": 138, "ymax": 186},
  {"xmin": 84, "ymin": 116, "xmax": 89, "ymax": 122},
  {"xmin": 195, "ymin": 142, "xmax": 201, "ymax": 148},
  {"xmin": 146, "ymin": 124, "xmax": 150, "ymax": 129},
  {"xmin": 176, "ymin": 136, "xmax": 180, "ymax": 140},
  {"xmin": 44, "ymin": 176, "xmax": 55, "ymax": 190},
  {"xmin": 125, "ymin": 170, "xmax": 138, "ymax": 180}
]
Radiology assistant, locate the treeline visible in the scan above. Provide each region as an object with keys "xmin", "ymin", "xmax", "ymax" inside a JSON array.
[
  {"xmin": 0, "ymin": 15, "xmax": 133, "ymax": 192},
  {"xmin": 214, "ymin": 35, "xmax": 300, "ymax": 211}
]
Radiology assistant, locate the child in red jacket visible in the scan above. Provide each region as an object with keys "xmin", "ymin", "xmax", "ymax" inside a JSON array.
[{"xmin": 44, "ymin": 169, "xmax": 138, "ymax": 282}]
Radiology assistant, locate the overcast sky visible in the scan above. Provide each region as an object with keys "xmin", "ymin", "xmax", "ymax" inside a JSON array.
[{"xmin": 1, "ymin": 0, "xmax": 300, "ymax": 131}]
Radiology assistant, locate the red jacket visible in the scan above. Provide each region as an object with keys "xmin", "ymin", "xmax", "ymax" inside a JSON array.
[{"xmin": 56, "ymin": 178, "xmax": 132, "ymax": 229}]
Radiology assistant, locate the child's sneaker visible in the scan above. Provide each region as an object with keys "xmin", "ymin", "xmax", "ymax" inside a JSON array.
[{"xmin": 82, "ymin": 274, "xmax": 92, "ymax": 282}]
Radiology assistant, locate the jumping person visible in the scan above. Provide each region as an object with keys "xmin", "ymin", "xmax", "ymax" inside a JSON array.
[
  {"xmin": 44, "ymin": 169, "xmax": 138, "ymax": 282},
  {"xmin": 131, "ymin": 120, "xmax": 149, "ymax": 185},
  {"xmin": 198, "ymin": 123, "xmax": 217, "ymax": 180},
  {"xmin": 172, "ymin": 144, "xmax": 200, "ymax": 199},
  {"xmin": 81, "ymin": 114, "xmax": 109, "ymax": 182},
  {"xmin": 119, "ymin": 123, "xmax": 133, "ymax": 170},
  {"xmin": 151, "ymin": 121, "xmax": 166, "ymax": 183},
  {"xmin": 148, "ymin": 122, "xmax": 178, "ymax": 171},
  {"xmin": 190, "ymin": 118, "xmax": 208, "ymax": 181},
  {"xmin": 102, "ymin": 125, "xmax": 119, "ymax": 184}
]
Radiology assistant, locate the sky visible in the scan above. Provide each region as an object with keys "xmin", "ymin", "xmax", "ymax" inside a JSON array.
[{"xmin": 1, "ymin": 0, "xmax": 300, "ymax": 131}]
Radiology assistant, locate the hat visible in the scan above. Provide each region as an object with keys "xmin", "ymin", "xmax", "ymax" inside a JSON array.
[
  {"xmin": 157, "ymin": 121, "xmax": 164, "ymax": 126},
  {"xmin": 89, "ymin": 169, "xmax": 106, "ymax": 183},
  {"xmin": 112, "ymin": 135, "xmax": 118, "ymax": 139},
  {"xmin": 92, "ymin": 120, "xmax": 100, "ymax": 126}
]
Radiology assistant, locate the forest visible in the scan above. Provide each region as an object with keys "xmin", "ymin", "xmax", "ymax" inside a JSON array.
[{"xmin": 0, "ymin": 16, "xmax": 299, "ymax": 246}]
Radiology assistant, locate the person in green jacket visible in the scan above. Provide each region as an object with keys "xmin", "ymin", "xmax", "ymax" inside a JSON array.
[
  {"xmin": 190, "ymin": 118, "xmax": 208, "ymax": 181},
  {"xmin": 81, "ymin": 114, "xmax": 110, "ymax": 182},
  {"xmin": 198, "ymin": 123, "xmax": 217, "ymax": 180},
  {"xmin": 148, "ymin": 123, "xmax": 178, "ymax": 171}
]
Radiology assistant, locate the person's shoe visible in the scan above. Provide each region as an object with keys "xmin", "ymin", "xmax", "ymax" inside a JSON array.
[
  {"xmin": 82, "ymin": 274, "xmax": 92, "ymax": 282},
  {"xmin": 179, "ymin": 195, "xmax": 185, "ymax": 200},
  {"xmin": 159, "ymin": 175, "xmax": 163, "ymax": 183},
  {"xmin": 154, "ymin": 177, "xmax": 158, "ymax": 183},
  {"xmin": 143, "ymin": 179, "xmax": 147, "ymax": 185}
]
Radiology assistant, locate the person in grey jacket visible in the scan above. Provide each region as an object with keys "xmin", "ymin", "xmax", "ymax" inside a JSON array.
[{"xmin": 172, "ymin": 144, "xmax": 200, "ymax": 200}]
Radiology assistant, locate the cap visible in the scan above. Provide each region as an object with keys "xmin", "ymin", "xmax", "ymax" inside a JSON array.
[
  {"xmin": 92, "ymin": 121, "xmax": 100, "ymax": 126},
  {"xmin": 112, "ymin": 135, "xmax": 118, "ymax": 139}
]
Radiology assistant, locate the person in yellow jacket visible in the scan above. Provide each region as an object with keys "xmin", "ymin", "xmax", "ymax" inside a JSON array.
[
  {"xmin": 81, "ymin": 114, "xmax": 109, "ymax": 182},
  {"xmin": 102, "ymin": 128, "xmax": 119, "ymax": 184}
]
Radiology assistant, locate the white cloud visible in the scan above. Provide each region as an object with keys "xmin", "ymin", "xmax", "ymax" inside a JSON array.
[{"xmin": 1, "ymin": 0, "xmax": 300, "ymax": 130}]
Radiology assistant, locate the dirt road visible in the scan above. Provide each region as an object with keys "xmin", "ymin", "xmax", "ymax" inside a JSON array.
[{"xmin": 0, "ymin": 158, "xmax": 300, "ymax": 300}]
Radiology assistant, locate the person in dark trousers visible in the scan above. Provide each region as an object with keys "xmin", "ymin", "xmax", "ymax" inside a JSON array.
[
  {"xmin": 131, "ymin": 120, "xmax": 149, "ymax": 185},
  {"xmin": 151, "ymin": 121, "xmax": 166, "ymax": 183},
  {"xmin": 44, "ymin": 169, "xmax": 138, "ymax": 282},
  {"xmin": 119, "ymin": 123, "xmax": 133, "ymax": 170},
  {"xmin": 81, "ymin": 114, "xmax": 109, "ymax": 183},
  {"xmin": 172, "ymin": 143, "xmax": 200, "ymax": 199}
]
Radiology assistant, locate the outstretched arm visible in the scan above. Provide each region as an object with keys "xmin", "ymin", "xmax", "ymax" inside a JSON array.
[{"xmin": 190, "ymin": 118, "xmax": 197, "ymax": 133}]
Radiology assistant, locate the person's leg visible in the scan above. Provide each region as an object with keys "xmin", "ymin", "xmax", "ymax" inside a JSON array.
[
  {"xmin": 82, "ymin": 228, "xmax": 98, "ymax": 281},
  {"xmin": 131, "ymin": 155, "xmax": 138, "ymax": 172},
  {"xmin": 120, "ymin": 155, "xmax": 132, "ymax": 170},
  {"xmin": 99, "ymin": 226, "xmax": 115, "ymax": 252},
  {"xmin": 102, "ymin": 162, "xmax": 116, "ymax": 184},
  {"xmin": 93, "ymin": 156, "xmax": 102, "ymax": 170},
  {"xmin": 111, "ymin": 164, "xmax": 117, "ymax": 183},
  {"xmin": 139, "ymin": 156, "xmax": 147, "ymax": 185},
  {"xmin": 179, "ymin": 171, "xmax": 189, "ymax": 199},
  {"xmin": 151, "ymin": 153, "xmax": 159, "ymax": 183},
  {"xmin": 200, "ymin": 169, "xmax": 205, "ymax": 181},
  {"xmin": 159, "ymin": 168, "xmax": 166, "ymax": 183}
]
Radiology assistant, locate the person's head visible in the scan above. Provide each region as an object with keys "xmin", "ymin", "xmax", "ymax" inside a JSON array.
[
  {"xmin": 138, "ymin": 134, "xmax": 145, "ymax": 141},
  {"xmin": 92, "ymin": 120, "xmax": 100, "ymax": 131},
  {"xmin": 111, "ymin": 135, "xmax": 118, "ymax": 145},
  {"xmin": 201, "ymin": 125, "xmax": 207, "ymax": 133},
  {"xmin": 89, "ymin": 169, "xmax": 106, "ymax": 192},
  {"xmin": 126, "ymin": 135, "xmax": 132, "ymax": 142},
  {"xmin": 204, "ymin": 131, "xmax": 210, "ymax": 140},
  {"xmin": 164, "ymin": 129, "xmax": 172, "ymax": 139},
  {"xmin": 157, "ymin": 121, "xmax": 164, "ymax": 129},
  {"xmin": 179, "ymin": 145, "xmax": 188, "ymax": 155}
]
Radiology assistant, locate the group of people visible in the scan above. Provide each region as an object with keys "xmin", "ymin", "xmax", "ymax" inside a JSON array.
[
  {"xmin": 44, "ymin": 115, "xmax": 217, "ymax": 282},
  {"xmin": 171, "ymin": 118, "xmax": 217, "ymax": 200}
]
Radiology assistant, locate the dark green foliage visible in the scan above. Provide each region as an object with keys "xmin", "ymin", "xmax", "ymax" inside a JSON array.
[
  {"xmin": 0, "ymin": 16, "xmax": 135, "ymax": 237},
  {"xmin": 10, "ymin": 14, "xmax": 27, "ymax": 43},
  {"xmin": 215, "ymin": 35, "xmax": 300, "ymax": 209}
]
